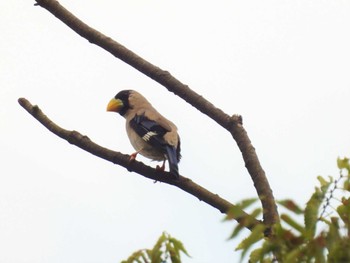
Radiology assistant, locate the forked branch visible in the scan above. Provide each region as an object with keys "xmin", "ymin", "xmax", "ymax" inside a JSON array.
[{"xmin": 31, "ymin": 0, "xmax": 278, "ymax": 228}]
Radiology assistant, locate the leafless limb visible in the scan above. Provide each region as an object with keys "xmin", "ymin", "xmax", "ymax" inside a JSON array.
[
  {"xmin": 30, "ymin": 0, "xmax": 278, "ymax": 229},
  {"xmin": 18, "ymin": 97, "xmax": 260, "ymax": 230}
]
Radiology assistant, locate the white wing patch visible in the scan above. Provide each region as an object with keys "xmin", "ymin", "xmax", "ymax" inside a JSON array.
[{"xmin": 142, "ymin": 131, "xmax": 158, "ymax": 141}]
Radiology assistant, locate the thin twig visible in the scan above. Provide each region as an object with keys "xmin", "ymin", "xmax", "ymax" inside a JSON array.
[{"xmin": 18, "ymin": 97, "xmax": 260, "ymax": 230}]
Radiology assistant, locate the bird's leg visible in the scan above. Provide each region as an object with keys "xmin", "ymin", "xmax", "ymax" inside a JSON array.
[
  {"xmin": 156, "ymin": 159, "xmax": 166, "ymax": 172},
  {"xmin": 127, "ymin": 150, "xmax": 142, "ymax": 172},
  {"xmin": 129, "ymin": 149, "xmax": 142, "ymax": 162}
]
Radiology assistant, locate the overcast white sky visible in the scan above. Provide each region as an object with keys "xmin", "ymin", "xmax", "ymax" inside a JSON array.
[{"xmin": 1, "ymin": 0, "xmax": 350, "ymax": 262}]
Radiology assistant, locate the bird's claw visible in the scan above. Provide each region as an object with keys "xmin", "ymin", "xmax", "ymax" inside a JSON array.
[
  {"xmin": 155, "ymin": 165, "xmax": 165, "ymax": 172},
  {"xmin": 129, "ymin": 151, "xmax": 140, "ymax": 162},
  {"xmin": 156, "ymin": 160, "xmax": 166, "ymax": 172}
]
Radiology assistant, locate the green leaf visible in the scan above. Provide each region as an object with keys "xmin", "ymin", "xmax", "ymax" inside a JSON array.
[
  {"xmin": 227, "ymin": 208, "xmax": 261, "ymax": 240},
  {"xmin": 167, "ymin": 240, "xmax": 183, "ymax": 263},
  {"xmin": 327, "ymin": 238, "xmax": 350, "ymax": 263},
  {"xmin": 304, "ymin": 188, "xmax": 323, "ymax": 239},
  {"xmin": 252, "ymin": 239, "xmax": 280, "ymax": 262},
  {"xmin": 122, "ymin": 232, "xmax": 189, "ymax": 263},
  {"xmin": 281, "ymin": 213, "xmax": 305, "ymax": 234},
  {"xmin": 304, "ymin": 177, "xmax": 331, "ymax": 239},
  {"xmin": 344, "ymin": 179, "xmax": 350, "ymax": 191},
  {"xmin": 250, "ymin": 207, "xmax": 263, "ymax": 218},
  {"xmin": 336, "ymin": 198, "xmax": 350, "ymax": 227},
  {"xmin": 228, "ymin": 222, "xmax": 245, "ymax": 240},
  {"xmin": 317, "ymin": 175, "xmax": 329, "ymax": 187},
  {"xmin": 278, "ymin": 199, "xmax": 304, "ymax": 214},
  {"xmin": 169, "ymin": 238, "xmax": 190, "ymax": 257},
  {"xmin": 284, "ymin": 247, "xmax": 304, "ymax": 263},
  {"xmin": 150, "ymin": 232, "xmax": 167, "ymax": 263},
  {"xmin": 337, "ymin": 157, "xmax": 350, "ymax": 170},
  {"xmin": 317, "ymin": 176, "xmax": 332, "ymax": 193},
  {"xmin": 224, "ymin": 205, "xmax": 247, "ymax": 221},
  {"xmin": 141, "ymin": 252, "xmax": 150, "ymax": 263},
  {"xmin": 238, "ymin": 198, "xmax": 259, "ymax": 209},
  {"xmin": 249, "ymin": 248, "xmax": 263, "ymax": 263},
  {"xmin": 152, "ymin": 232, "xmax": 167, "ymax": 252},
  {"xmin": 224, "ymin": 199, "xmax": 259, "ymax": 222},
  {"xmin": 151, "ymin": 250, "xmax": 162, "ymax": 263},
  {"xmin": 327, "ymin": 217, "xmax": 341, "ymax": 248},
  {"xmin": 122, "ymin": 250, "xmax": 147, "ymax": 263},
  {"xmin": 236, "ymin": 223, "xmax": 265, "ymax": 260},
  {"xmin": 312, "ymin": 236, "xmax": 327, "ymax": 263}
]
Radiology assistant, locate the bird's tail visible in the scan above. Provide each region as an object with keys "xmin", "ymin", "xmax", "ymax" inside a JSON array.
[{"xmin": 165, "ymin": 145, "xmax": 180, "ymax": 179}]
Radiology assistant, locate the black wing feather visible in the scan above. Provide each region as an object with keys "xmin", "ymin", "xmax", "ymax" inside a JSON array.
[
  {"xmin": 130, "ymin": 114, "xmax": 168, "ymax": 146},
  {"xmin": 130, "ymin": 113, "xmax": 180, "ymax": 178}
]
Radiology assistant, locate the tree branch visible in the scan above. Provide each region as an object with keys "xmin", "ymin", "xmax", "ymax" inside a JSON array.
[
  {"xmin": 18, "ymin": 97, "xmax": 260, "ymax": 230},
  {"xmin": 33, "ymin": 0, "xmax": 278, "ymax": 227}
]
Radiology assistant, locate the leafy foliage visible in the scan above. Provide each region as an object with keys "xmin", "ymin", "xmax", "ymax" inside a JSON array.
[
  {"xmin": 121, "ymin": 232, "xmax": 190, "ymax": 263},
  {"xmin": 226, "ymin": 157, "xmax": 350, "ymax": 262},
  {"xmin": 123, "ymin": 158, "xmax": 350, "ymax": 262}
]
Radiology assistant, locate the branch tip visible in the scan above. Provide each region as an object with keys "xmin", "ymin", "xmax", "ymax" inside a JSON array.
[{"xmin": 18, "ymin": 97, "xmax": 28, "ymax": 107}]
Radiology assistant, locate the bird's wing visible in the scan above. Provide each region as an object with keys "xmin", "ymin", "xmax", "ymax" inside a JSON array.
[
  {"xmin": 136, "ymin": 108, "xmax": 173, "ymax": 133},
  {"xmin": 129, "ymin": 113, "xmax": 180, "ymax": 178},
  {"xmin": 129, "ymin": 113, "xmax": 170, "ymax": 147}
]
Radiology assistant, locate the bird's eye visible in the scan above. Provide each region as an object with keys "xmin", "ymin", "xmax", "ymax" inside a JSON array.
[{"xmin": 115, "ymin": 90, "xmax": 131, "ymax": 101}]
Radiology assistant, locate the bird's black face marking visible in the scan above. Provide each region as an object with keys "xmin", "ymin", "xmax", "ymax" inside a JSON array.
[{"xmin": 115, "ymin": 90, "xmax": 132, "ymax": 116}]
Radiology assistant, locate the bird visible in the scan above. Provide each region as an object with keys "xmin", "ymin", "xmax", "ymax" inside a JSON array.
[{"xmin": 106, "ymin": 90, "xmax": 181, "ymax": 179}]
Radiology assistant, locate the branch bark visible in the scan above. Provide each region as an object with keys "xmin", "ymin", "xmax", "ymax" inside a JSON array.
[
  {"xmin": 18, "ymin": 97, "xmax": 260, "ymax": 230},
  {"xmin": 32, "ymin": 0, "xmax": 278, "ymax": 228}
]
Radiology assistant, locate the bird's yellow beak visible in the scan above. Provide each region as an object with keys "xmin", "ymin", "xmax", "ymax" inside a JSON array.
[{"xmin": 106, "ymin": 98, "xmax": 123, "ymax": 112}]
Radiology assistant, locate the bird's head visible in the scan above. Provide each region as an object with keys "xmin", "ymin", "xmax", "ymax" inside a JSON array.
[
  {"xmin": 106, "ymin": 90, "xmax": 132, "ymax": 116},
  {"xmin": 107, "ymin": 90, "xmax": 151, "ymax": 116}
]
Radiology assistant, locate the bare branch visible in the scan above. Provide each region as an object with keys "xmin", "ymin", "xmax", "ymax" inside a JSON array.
[
  {"xmin": 18, "ymin": 97, "xmax": 260, "ymax": 230},
  {"xmin": 33, "ymin": 0, "xmax": 278, "ymax": 227}
]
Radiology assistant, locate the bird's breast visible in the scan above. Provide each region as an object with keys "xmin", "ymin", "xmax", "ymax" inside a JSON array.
[{"xmin": 126, "ymin": 124, "xmax": 165, "ymax": 161}]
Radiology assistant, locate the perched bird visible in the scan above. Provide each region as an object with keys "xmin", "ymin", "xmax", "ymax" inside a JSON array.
[{"xmin": 107, "ymin": 90, "xmax": 181, "ymax": 179}]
